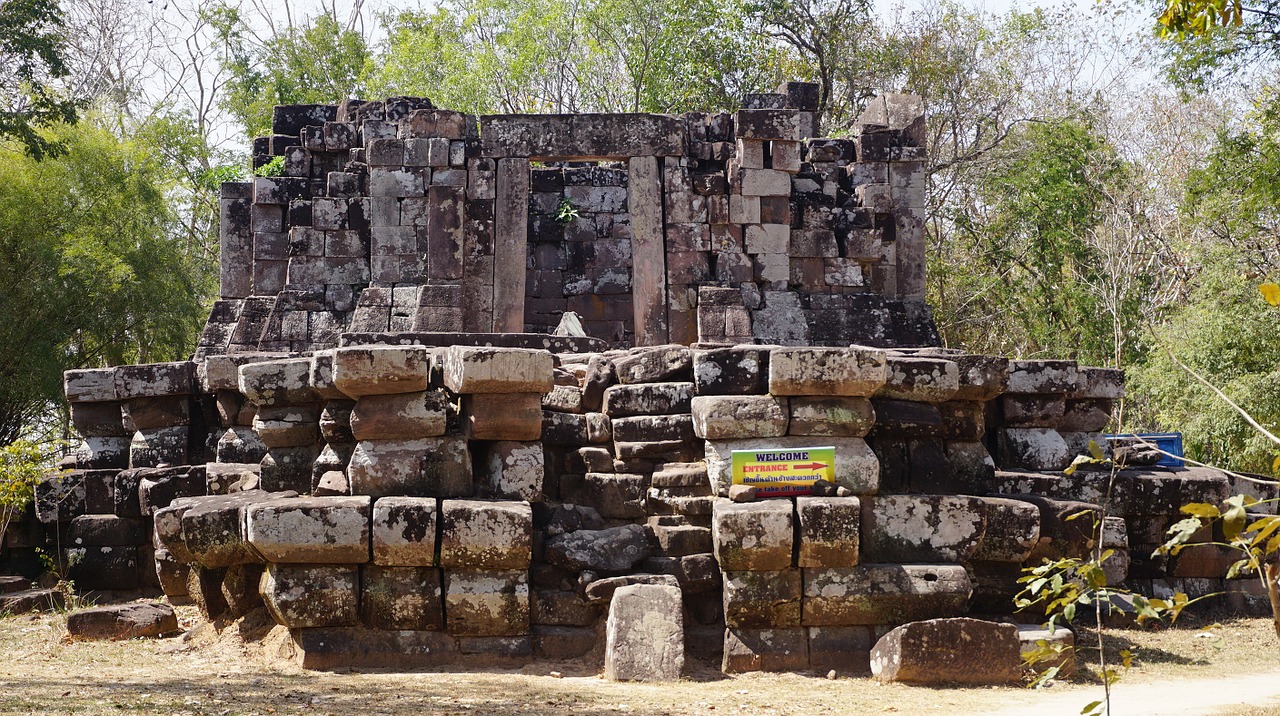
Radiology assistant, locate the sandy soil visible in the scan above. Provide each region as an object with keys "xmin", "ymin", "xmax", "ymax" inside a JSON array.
[{"xmin": 1, "ymin": 604, "xmax": 1278, "ymax": 716}]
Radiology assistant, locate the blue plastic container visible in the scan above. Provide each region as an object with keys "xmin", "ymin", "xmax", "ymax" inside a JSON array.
[{"xmin": 1105, "ymin": 433, "xmax": 1184, "ymax": 468}]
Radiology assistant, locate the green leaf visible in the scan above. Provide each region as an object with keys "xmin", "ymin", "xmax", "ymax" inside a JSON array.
[
  {"xmin": 1180, "ymin": 503, "xmax": 1221, "ymax": 519},
  {"xmin": 1224, "ymin": 503, "xmax": 1248, "ymax": 541},
  {"xmin": 1088, "ymin": 440, "xmax": 1106, "ymax": 461},
  {"xmin": 1081, "ymin": 699, "xmax": 1104, "ymax": 715}
]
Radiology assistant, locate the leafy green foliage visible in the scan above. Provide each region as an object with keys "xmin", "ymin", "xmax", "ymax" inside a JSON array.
[
  {"xmin": 0, "ymin": 439, "xmax": 52, "ymax": 541},
  {"xmin": 553, "ymin": 197, "xmax": 580, "ymax": 225},
  {"xmin": 0, "ymin": 0, "xmax": 80, "ymax": 159},
  {"xmin": 0, "ymin": 120, "xmax": 211, "ymax": 445},
  {"xmin": 210, "ymin": 6, "xmax": 371, "ymax": 138},
  {"xmin": 255, "ymin": 156, "xmax": 285, "ymax": 177}
]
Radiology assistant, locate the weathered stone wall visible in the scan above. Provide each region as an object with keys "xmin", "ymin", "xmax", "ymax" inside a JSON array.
[{"xmin": 205, "ymin": 84, "xmax": 937, "ymax": 355}]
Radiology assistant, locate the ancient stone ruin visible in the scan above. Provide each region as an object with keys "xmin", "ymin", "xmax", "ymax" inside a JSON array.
[{"xmin": 5, "ymin": 83, "xmax": 1264, "ymax": 677}]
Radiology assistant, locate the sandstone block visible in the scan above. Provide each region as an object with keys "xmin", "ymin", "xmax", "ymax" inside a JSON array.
[
  {"xmin": 870, "ymin": 618, "xmax": 1022, "ymax": 684},
  {"xmin": 712, "ymin": 499, "xmax": 793, "ymax": 571},
  {"xmin": 217, "ymin": 427, "xmax": 268, "ymax": 465},
  {"xmin": 479, "ymin": 441, "xmax": 544, "ymax": 502},
  {"xmin": 114, "ymin": 362, "xmax": 194, "ymax": 399},
  {"xmin": 797, "ymin": 496, "xmax": 860, "ymax": 568},
  {"xmin": 860, "ymin": 495, "xmax": 986, "ymax": 563},
  {"xmin": 439, "ymin": 500, "xmax": 533, "ymax": 570},
  {"xmin": 372, "ymin": 496, "xmax": 438, "ymax": 566},
  {"xmin": 602, "ymin": 382, "xmax": 695, "ymax": 417},
  {"xmin": 722, "ymin": 627, "xmax": 808, "ymax": 673},
  {"xmin": 444, "ymin": 569, "xmax": 530, "ymax": 637},
  {"xmin": 332, "ymin": 345, "xmax": 431, "ymax": 397},
  {"xmin": 1001, "ymin": 394, "xmax": 1066, "ymax": 427},
  {"xmin": 348, "ymin": 436, "xmax": 472, "ymax": 498},
  {"xmin": 768, "ymin": 347, "xmax": 887, "ymax": 397},
  {"xmin": 808, "ymin": 626, "xmax": 872, "ymax": 674},
  {"xmin": 723, "ymin": 569, "xmax": 801, "ymax": 627},
  {"xmin": 651, "ymin": 523, "xmax": 712, "ymax": 557},
  {"xmin": 259, "ymin": 444, "xmax": 319, "ymax": 494},
  {"xmin": 1070, "ymin": 367, "xmax": 1124, "ymax": 399},
  {"xmin": 691, "ymin": 395, "xmax": 789, "ymax": 439},
  {"xmin": 463, "ymin": 393, "xmax": 543, "ymax": 440},
  {"xmin": 543, "ymin": 385, "xmax": 584, "ymax": 413},
  {"xmin": 610, "ymin": 415, "xmax": 695, "ymax": 443},
  {"xmin": 877, "ymin": 356, "xmax": 959, "ymax": 403},
  {"xmin": 66, "ymin": 603, "xmax": 179, "ymax": 641},
  {"xmin": 442, "ymin": 346, "xmax": 554, "ymax": 394},
  {"xmin": 128, "ymin": 427, "xmax": 188, "ymax": 468},
  {"xmin": 801, "ymin": 564, "xmax": 971, "ymax": 626},
  {"xmin": 705, "ymin": 437, "xmax": 879, "ymax": 496},
  {"xmin": 180, "ymin": 491, "xmax": 298, "ymax": 568},
  {"xmin": 70, "ymin": 401, "xmax": 126, "ymax": 437},
  {"xmin": 66, "ymin": 515, "xmax": 145, "ymax": 548},
  {"xmin": 261, "ymin": 564, "xmax": 359, "ymax": 628},
  {"xmin": 999, "ymin": 428, "xmax": 1071, "ymax": 471},
  {"xmin": 545, "ymin": 524, "xmax": 654, "ymax": 572},
  {"xmin": 936, "ymin": 400, "xmax": 986, "ymax": 440},
  {"xmin": 943, "ymin": 353, "xmax": 1010, "ymax": 401},
  {"xmin": 1061, "ymin": 399, "xmax": 1112, "ymax": 432},
  {"xmin": 154, "ymin": 548, "xmax": 190, "ymax": 597},
  {"xmin": 122, "ymin": 396, "xmax": 190, "ymax": 431},
  {"xmin": 787, "ymin": 397, "xmax": 875, "ymax": 437},
  {"xmin": 614, "ymin": 346, "xmax": 692, "ymax": 384},
  {"xmin": 972, "ymin": 497, "xmax": 1040, "ymax": 563},
  {"xmin": 1007, "ymin": 360, "xmax": 1078, "ymax": 394},
  {"xmin": 308, "ymin": 350, "xmax": 347, "ymax": 400},
  {"xmin": 604, "ymin": 584, "xmax": 684, "ymax": 681},
  {"xmin": 64, "ymin": 368, "xmax": 119, "ymax": 403},
  {"xmin": 245, "ymin": 496, "xmax": 371, "ymax": 563},
  {"xmin": 253, "ymin": 404, "xmax": 320, "ymax": 448},
  {"xmin": 350, "ymin": 390, "xmax": 447, "ymax": 440},
  {"xmin": 693, "ymin": 346, "xmax": 767, "ymax": 395},
  {"xmin": 1018, "ymin": 624, "xmax": 1077, "ymax": 677},
  {"xmin": 573, "ymin": 473, "xmax": 647, "ymax": 519},
  {"xmin": 534, "ymin": 625, "xmax": 597, "ymax": 659},
  {"xmin": 238, "ymin": 358, "xmax": 316, "ymax": 406},
  {"xmin": 361, "ymin": 565, "xmax": 444, "ymax": 630},
  {"xmin": 74, "ymin": 436, "xmax": 130, "ymax": 469},
  {"xmin": 532, "ymin": 589, "xmax": 602, "ymax": 626}
]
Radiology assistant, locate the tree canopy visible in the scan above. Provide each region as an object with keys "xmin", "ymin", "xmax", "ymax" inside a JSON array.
[{"xmin": 0, "ymin": 0, "xmax": 80, "ymax": 159}]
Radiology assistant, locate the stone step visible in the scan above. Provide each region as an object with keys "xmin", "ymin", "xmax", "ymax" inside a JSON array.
[
  {"xmin": 0, "ymin": 588, "xmax": 64, "ymax": 615},
  {"xmin": 0, "ymin": 576, "xmax": 32, "ymax": 594}
]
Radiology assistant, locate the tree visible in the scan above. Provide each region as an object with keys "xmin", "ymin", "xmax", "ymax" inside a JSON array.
[
  {"xmin": 0, "ymin": 120, "xmax": 210, "ymax": 445},
  {"xmin": 0, "ymin": 0, "xmax": 80, "ymax": 159}
]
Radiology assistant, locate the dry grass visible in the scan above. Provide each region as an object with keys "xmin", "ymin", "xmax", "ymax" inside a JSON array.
[{"xmin": 0, "ymin": 604, "xmax": 1278, "ymax": 716}]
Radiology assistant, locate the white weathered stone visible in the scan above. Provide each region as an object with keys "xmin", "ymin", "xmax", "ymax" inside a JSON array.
[
  {"xmin": 860, "ymin": 495, "xmax": 986, "ymax": 563},
  {"xmin": 444, "ymin": 569, "xmax": 529, "ymax": 637},
  {"xmin": 604, "ymin": 584, "xmax": 685, "ymax": 681},
  {"xmin": 801, "ymin": 564, "xmax": 972, "ymax": 626},
  {"xmin": 441, "ymin": 346, "xmax": 554, "ymax": 394},
  {"xmin": 64, "ymin": 368, "xmax": 119, "ymax": 403},
  {"xmin": 712, "ymin": 498, "xmax": 793, "ymax": 571},
  {"xmin": 239, "ymin": 358, "xmax": 316, "ymax": 407},
  {"xmin": 876, "ymin": 356, "xmax": 959, "ymax": 403},
  {"xmin": 768, "ymin": 347, "xmax": 887, "ymax": 397},
  {"xmin": 690, "ymin": 395, "xmax": 789, "ymax": 439},
  {"xmin": 348, "ymin": 436, "xmax": 472, "ymax": 498},
  {"xmin": 439, "ymin": 500, "xmax": 533, "ymax": 570},
  {"xmin": 480, "ymin": 441, "xmax": 545, "ymax": 501},
  {"xmin": 372, "ymin": 496, "xmax": 438, "ymax": 566},
  {"xmin": 1000, "ymin": 428, "xmax": 1071, "ymax": 471},
  {"xmin": 332, "ymin": 345, "xmax": 431, "ymax": 397},
  {"xmin": 261, "ymin": 564, "xmax": 359, "ymax": 628},
  {"xmin": 244, "ymin": 496, "xmax": 371, "ymax": 563}
]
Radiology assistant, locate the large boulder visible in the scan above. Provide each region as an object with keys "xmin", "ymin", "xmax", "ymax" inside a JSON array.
[{"xmin": 66, "ymin": 603, "xmax": 179, "ymax": 641}]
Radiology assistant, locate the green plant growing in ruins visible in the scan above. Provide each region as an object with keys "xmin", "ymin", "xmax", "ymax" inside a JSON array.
[
  {"xmin": 0, "ymin": 439, "xmax": 48, "ymax": 546},
  {"xmin": 254, "ymin": 156, "xmax": 285, "ymax": 178},
  {"xmin": 554, "ymin": 197, "xmax": 580, "ymax": 225}
]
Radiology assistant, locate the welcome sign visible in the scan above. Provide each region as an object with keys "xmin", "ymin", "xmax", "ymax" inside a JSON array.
[{"xmin": 730, "ymin": 446, "xmax": 837, "ymax": 497}]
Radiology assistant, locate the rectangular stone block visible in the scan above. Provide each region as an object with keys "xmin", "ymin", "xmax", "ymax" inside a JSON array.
[
  {"xmin": 691, "ymin": 395, "xmax": 788, "ymax": 439},
  {"xmin": 478, "ymin": 441, "xmax": 545, "ymax": 502},
  {"xmin": 114, "ymin": 362, "xmax": 194, "ymax": 399},
  {"xmin": 769, "ymin": 348, "xmax": 887, "ymax": 397},
  {"xmin": 238, "ymin": 358, "xmax": 316, "ymax": 407},
  {"xmin": 262, "ymin": 564, "xmax": 358, "ymax": 628},
  {"xmin": 332, "ymin": 345, "xmax": 432, "ymax": 397},
  {"xmin": 878, "ymin": 357, "xmax": 960, "ymax": 403},
  {"xmin": 723, "ymin": 569, "xmax": 801, "ymax": 627},
  {"xmin": 734, "ymin": 109, "xmax": 804, "ymax": 140},
  {"xmin": 372, "ymin": 496, "xmax": 439, "ymax": 566},
  {"xmin": 65, "ymin": 368, "xmax": 119, "ymax": 403},
  {"xmin": 463, "ymin": 393, "xmax": 543, "ymax": 441},
  {"xmin": 439, "ymin": 500, "xmax": 533, "ymax": 570},
  {"xmin": 788, "ymin": 396, "xmax": 875, "ymax": 437},
  {"xmin": 604, "ymin": 584, "xmax": 684, "ymax": 681},
  {"xmin": 802, "ymin": 564, "xmax": 971, "ymax": 626},
  {"xmin": 712, "ymin": 499, "xmax": 793, "ymax": 571},
  {"xmin": 444, "ymin": 569, "xmax": 530, "ymax": 637},
  {"xmin": 1007, "ymin": 360, "xmax": 1078, "ymax": 394},
  {"xmin": 179, "ymin": 491, "xmax": 298, "ymax": 569},
  {"xmin": 348, "ymin": 436, "xmax": 473, "ymax": 498},
  {"xmin": 693, "ymin": 346, "xmax": 767, "ymax": 395},
  {"xmin": 797, "ymin": 496, "xmax": 860, "ymax": 568},
  {"xmin": 350, "ymin": 390, "xmax": 448, "ymax": 440},
  {"xmin": 808, "ymin": 626, "xmax": 872, "ymax": 674},
  {"xmin": 245, "ymin": 496, "xmax": 372, "ymax": 563},
  {"xmin": 722, "ymin": 627, "xmax": 808, "ymax": 673},
  {"xmin": 860, "ymin": 495, "xmax": 985, "ymax": 563},
  {"xmin": 361, "ymin": 565, "xmax": 444, "ymax": 630},
  {"xmin": 574, "ymin": 473, "xmax": 648, "ymax": 519},
  {"xmin": 602, "ymin": 382, "xmax": 695, "ymax": 417},
  {"xmin": 441, "ymin": 346, "xmax": 554, "ymax": 394}
]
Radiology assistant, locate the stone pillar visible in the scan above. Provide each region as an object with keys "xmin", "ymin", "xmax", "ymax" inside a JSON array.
[
  {"xmin": 494, "ymin": 158, "xmax": 530, "ymax": 333},
  {"xmin": 628, "ymin": 155, "xmax": 667, "ymax": 346}
]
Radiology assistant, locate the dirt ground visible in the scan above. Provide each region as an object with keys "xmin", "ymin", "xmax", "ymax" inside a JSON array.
[{"xmin": 1, "ymin": 603, "xmax": 1278, "ymax": 716}]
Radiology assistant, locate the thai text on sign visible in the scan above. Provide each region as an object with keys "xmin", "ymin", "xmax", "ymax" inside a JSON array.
[{"xmin": 730, "ymin": 446, "xmax": 836, "ymax": 497}]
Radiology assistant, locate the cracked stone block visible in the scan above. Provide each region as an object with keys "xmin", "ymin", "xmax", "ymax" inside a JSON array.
[
  {"xmin": 361, "ymin": 565, "xmax": 444, "ymax": 630},
  {"xmin": 348, "ymin": 436, "xmax": 472, "ymax": 498},
  {"xmin": 768, "ymin": 347, "xmax": 887, "ymax": 397},
  {"xmin": 723, "ymin": 569, "xmax": 801, "ymax": 627},
  {"xmin": 712, "ymin": 499, "xmax": 793, "ymax": 571},
  {"xmin": 801, "ymin": 564, "xmax": 972, "ymax": 626},
  {"xmin": 604, "ymin": 584, "xmax": 685, "ymax": 681},
  {"xmin": 372, "ymin": 496, "xmax": 438, "ymax": 566},
  {"xmin": 350, "ymin": 390, "xmax": 448, "ymax": 440},
  {"xmin": 444, "ymin": 569, "xmax": 530, "ymax": 637},
  {"xmin": 332, "ymin": 345, "xmax": 431, "ymax": 397},
  {"xmin": 690, "ymin": 396, "xmax": 788, "ymax": 439},
  {"xmin": 439, "ymin": 500, "xmax": 532, "ymax": 570},
  {"xmin": 442, "ymin": 346, "xmax": 554, "ymax": 394},
  {"xmin": 860, "ymin": 495, "xmax": 986, "ymax": 563},
  {"xmin": 262, "ymin": 563, "xmax": 359, "ymax": 628},
  {"xmin": 245, "ymin": 496, "xmax": 371, "ymax": 563},
  {"xmin": 797, "ymin": 496, "xmax": 860, "ymax": 568}
]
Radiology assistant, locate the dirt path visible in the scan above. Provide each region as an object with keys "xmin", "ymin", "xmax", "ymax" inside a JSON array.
[{"xmin": 986, "ymin": 669, "xmax": 1280, "ymax": 716}]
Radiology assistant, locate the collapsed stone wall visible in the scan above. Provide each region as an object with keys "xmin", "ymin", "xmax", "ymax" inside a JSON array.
[
  {"xmin": 8, "ymin": 342, "xmax": 1263, "ymax": 672},
  {"xmin": 205, "ymin": 83, "xmax": 937, "ymax": 356}
]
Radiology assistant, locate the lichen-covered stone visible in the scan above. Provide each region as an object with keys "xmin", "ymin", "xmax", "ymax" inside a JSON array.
[
  {"xmin": 371, "ymin": 496, "xmax": 438, "ymax": 566},
  {"xmin": 128, "ymin": 426, "xmax": 188, "ymax": 468},
  {"xmin": 439, "ymin": 500, "xmax": 532, "ymax": 570},
  {"xmin": 180, "ymin": 491, "xmax": 298, "ymax": 568},
  {"xmin": 350, "ymin": 390, "xmax": 447, "ymax": 440},
  {"xmin": 261, "ymin": 563, "xmax": 359, "ymax": 628},
  {"xmin": 238, "ymin": 358, "xmax": 316, "ymax": 407},
  {"xmin": 768, "ymin": 347, "xmax": 887, "ymax": 397},
  {"xmin": 613, "ymin": 345, "xmax": 692, "ymax": 384},
  {"xmin": 797, "ymin": 496, "xmax": 860, "ymax": 568},
  {"xmin": 877, "ymin": 356, "xmax": 959, "ymax": 403},
  {"xmin": 253, "ymin": 404, "xmax": 320, "ymax": 448},
  {"xmin": 723, "ymin": 569, "xmax": 801, "ymax": 627},
  {"xmin": 690, "ymin": 395, "xmax": 789, "ymax": 439},
  {"xmin": 871, "ymin": 618, "xmax": 1022, "ymax": 684},
  {"xmin": 722, "ymin": 627, "xmax": 808, "ymax": 673},
  {"xmin": 479, "ymin": 441, "xmax": 544, "ymax": 502},
  {"xmin": 332, "ymin": 345, "xmax": 431, "ymax": 397},
  {"xmin": 604, "ymin": 584, "xmax": 684, "ymax": 681},
  {"xmin": 808, "ymin": 626, "xmax": 872, "ymax": 674},
  {"xmin": 712, "ymin": 499, "xmax": 793, "ymax": 571},
  {"xmin": 860, "ymin": 495, "xmax": 986, "ymax": 563},
  {"xmin": 971, "ymin": 496, "xmax": 1040, "ymax": 563},
  {"xmin": 1007, "ymin": 360, "xmax": 1078, "ymax": 394},
  {"xmin": 114, "ymin": 362, "xmax": 195, "ymax": 399},
  {"xmin": 245, "ymin": 496, "xmax": 371, "ymax": 563},
  {"xmin": 693, "ymin": 346, "xmax": 768, "ymax": 396},
  {"xmin": 603, "ymin": 382, "xmax": 695, "ymax": 417},
  {"xmin": 544, "ymin": 524, "xmax": 654, "ymax": 572},
  {"xmin": 66, "ymin": 603, "xmax": 179, "ymax": 641},
  {"xmin": 1070, "ymin": 367, "xmax": 1124, "ymax": 400},
  {"xmin": 999, "ymin": 428, "xmax": 1071, "ymax": 471},
  {"xmin": 441, "ymin": 346, "xmax": 554, "ymax": 394},
  {"xmin": 787, "ymin": 397, "xmax": 875, "ymax": 437},
  {"xmin": 801, "ymin": 564, "xmax": 972, "ymax": 626},
  {"xmin": 444, "ymin": 569, "xmax": 530, "ymax": 637},
  {"xmin": 348, "ymin": 436, "xmax": 472, "ymax": 498},
  {"xmin": 64, "ymin": 368, "xmax": 119, "ymax": 403},
  {"xmin": 361, "ymin": 565, "xmax": 443, "ymax": 630}
]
